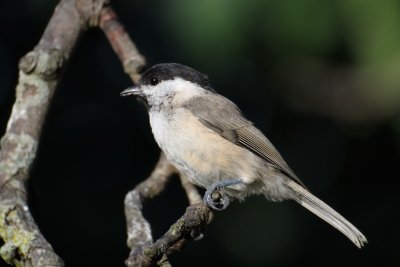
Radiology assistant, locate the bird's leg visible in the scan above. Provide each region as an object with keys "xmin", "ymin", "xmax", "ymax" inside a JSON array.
[{"xmin": 203, "ymin": 179, "xmax": 242, "ymax": 211}]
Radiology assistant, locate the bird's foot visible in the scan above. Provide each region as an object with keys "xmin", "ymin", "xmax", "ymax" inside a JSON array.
[{"xmin": 203, "ymin": 179, "xmax": 242, "ymax": 211}]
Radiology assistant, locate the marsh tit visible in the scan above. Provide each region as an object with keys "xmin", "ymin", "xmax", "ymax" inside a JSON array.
[{"xmin": 121, "ymin": 63, "xmax": 367, "ymax": 248}]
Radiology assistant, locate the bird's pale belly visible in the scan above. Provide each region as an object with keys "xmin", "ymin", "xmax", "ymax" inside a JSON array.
[{"xmin": 149, "ymin": 111, "xmax": 260, "ymax": 189}]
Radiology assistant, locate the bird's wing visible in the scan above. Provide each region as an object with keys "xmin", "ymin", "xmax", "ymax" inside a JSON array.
[{"xmin": 183, "ymin": 93, "xmax": 306, "ymax": 187}]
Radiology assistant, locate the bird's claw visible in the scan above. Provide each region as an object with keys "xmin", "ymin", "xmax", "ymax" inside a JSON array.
[
  {"xmin": 204, "ymin": 187, "xmax": 230, "ymax": 211},
  {"xmin": 203, "ymin": 179, "xmax": 242, "ymax": 211}
]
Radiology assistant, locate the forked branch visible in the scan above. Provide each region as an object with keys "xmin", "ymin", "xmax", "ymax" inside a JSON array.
[{"xmin": 0, "ymin": 1, "xmax": 211, "ymax": 266}]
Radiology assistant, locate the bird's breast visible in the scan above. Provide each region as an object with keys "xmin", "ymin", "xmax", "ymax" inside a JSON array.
[{"xmin": 149, "ymin": 109, "xmax": 261, "ymax": 189}]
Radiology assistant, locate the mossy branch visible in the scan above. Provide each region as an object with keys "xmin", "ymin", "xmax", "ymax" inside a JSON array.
[{"xmin": 0, "ymin": 0, "xmax": 109, "ymax": 265}]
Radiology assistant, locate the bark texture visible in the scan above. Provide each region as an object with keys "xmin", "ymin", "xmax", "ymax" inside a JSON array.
[{"xmin": 0, "ymin": 0, "xmax": 108, "ymax": 265}]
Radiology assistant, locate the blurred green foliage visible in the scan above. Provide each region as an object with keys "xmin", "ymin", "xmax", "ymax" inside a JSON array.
[
  {"xmin": 339, "ymin": 0, "xmax": 400, "ymax": 64},
  {"xmin": 162, "ymin": 0, "xmax": 338, "ymax": 61},
  {"xmin": 152, "ymin": 0, "xmax": 400, "ymax": 123}
]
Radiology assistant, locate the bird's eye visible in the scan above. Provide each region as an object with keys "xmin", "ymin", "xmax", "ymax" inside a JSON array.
[{"xmin": 150, "ymin": 77, "xmax": 159, "ymax": 86}]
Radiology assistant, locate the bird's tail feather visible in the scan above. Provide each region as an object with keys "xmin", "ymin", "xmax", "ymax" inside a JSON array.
[{"xmin": 284, "ymin": 179, "xmax": 367, "ymax": 248}]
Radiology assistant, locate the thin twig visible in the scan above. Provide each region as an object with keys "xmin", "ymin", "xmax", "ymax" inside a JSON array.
[
  {"xmin": 0, "ymin": 0, "xmax": 108, "ymax": 266},
  {"xmin": 99, "ymin": 5, "xmax": 146, "ymax": 83}
]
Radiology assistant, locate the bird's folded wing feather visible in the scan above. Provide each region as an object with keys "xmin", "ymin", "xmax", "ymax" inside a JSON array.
[{"xmin": 183, "ymin": 93, "xmax": 306, "ymax": 188}]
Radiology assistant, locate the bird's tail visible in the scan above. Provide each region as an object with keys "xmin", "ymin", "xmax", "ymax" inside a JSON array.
[{"xmin": 284, "ymin": 179, "xmax": 367, "ymax": 248}]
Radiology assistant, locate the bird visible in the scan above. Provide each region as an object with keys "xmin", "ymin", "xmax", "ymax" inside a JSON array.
[{"xmin": 121, "ymin": 63, "xmax": 367, "ymax": 248}]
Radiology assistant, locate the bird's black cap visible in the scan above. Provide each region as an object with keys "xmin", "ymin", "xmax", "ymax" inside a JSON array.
[{"xmin": 140, "ymin": 63, "xmax": 214, "ymax": 90}]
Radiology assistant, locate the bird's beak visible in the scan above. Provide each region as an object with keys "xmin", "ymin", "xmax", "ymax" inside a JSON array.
[{"xmin": 120, "ymin": 86, "xmax": 144, "ymax": 97}]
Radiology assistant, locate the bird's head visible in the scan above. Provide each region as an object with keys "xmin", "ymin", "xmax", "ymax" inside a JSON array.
[{"xmin": 121, "ymin": 63, "xmax": 213, "ymax": 109}]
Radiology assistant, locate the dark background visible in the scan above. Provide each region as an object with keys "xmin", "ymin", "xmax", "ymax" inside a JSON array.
[{"xmin": 1, "ymin": 0, "xmax": 399, "ymax": 266}]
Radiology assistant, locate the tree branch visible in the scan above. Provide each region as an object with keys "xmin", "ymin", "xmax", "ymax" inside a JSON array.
[
  {"xmin": 99, "ymin": 5, "xmax": 146, "ymax": 84},
  {"xmin": 124, "ymin": 153, "xmax": 176, "ymax": 266},
  {"xmin": 124, "ymin": 153, "xmax": 175, "ymax": 247},
  {"xmin": 123, "ymin": 155, "xmax": 211, "ymax": 267},
  {"xmin": 0, "ymin": 0, "xmax": 108, "ymax": 266},
  {"xmin": 128, "ymin": 203, "xmax": 212, "ymax": 267},
  {"xmin": 1, "ymin": 1, "xmax": 213, "ymax": 266}
]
